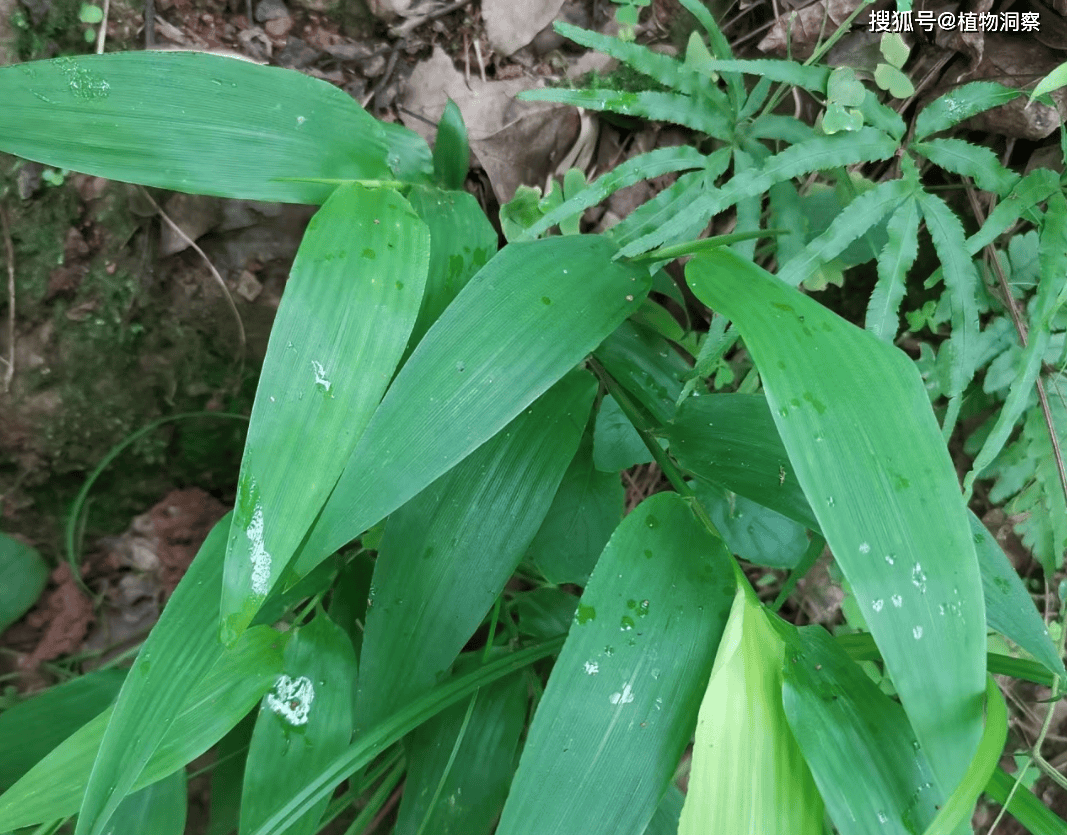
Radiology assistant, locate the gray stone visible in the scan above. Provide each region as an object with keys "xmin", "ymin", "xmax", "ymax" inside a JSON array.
[{"xmin": 255, "ymin": 0, "xmax": 290, "ymax": 22}]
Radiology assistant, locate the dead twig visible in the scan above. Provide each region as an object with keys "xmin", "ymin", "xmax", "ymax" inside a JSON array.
[
  {"xmin": 362, "ymin": 42, "xmax": 400, "ymax": 111},
  {"xmin": 0, "ymin": 206, "xmax": 15, "ymax": 393},
  {"xmin": 95, "ymin": 0, "xmax": 110, "ymax": 54},
  {"xmin": 390, "ymin": 0, "xmax": 475, "ymax": 37}
]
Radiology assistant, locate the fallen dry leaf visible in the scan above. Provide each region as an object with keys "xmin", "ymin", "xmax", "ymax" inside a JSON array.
[{"xmin": 483, "ymin": 0, "xmax": 567, "ymax": 57}]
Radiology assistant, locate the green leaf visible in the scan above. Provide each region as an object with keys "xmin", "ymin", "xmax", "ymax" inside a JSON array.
[
  {"xmin": 239, "ymin": 610, "xmax": 356, "ymax": 835},
  {"xmin": 0, "ymin": 53, "xmax": 414, "ymax": 203},
  {"xmin": 966, "ymin": 168, "xmax": 1060, "ymax": 255},
  {"xmin": 665, "ymin": 394, "xmax": 818, "ymax": 530},
  {"xmin": 221, "ymin": 183, "xmax": 430, "ymax": 640},
  {"xmin": 822, "ymin": 103, "xmax": 864, "ymax": 134},
  {"xmin": 105, "ymin": 769, "xmax": 187, "ymax": 835},
  {"xmin": 1031, "ymin": 60, "xmax": 1067, "ymax": 101},
  {"xmin": 620, "ymin": 128, "xmax": 899, "ymax": 257},
  {"xmin": 207, "ymin": 714, "xmax": 255, "ymax": 835},
  {"xmin": 679, "ymin": 583, "xmax": 823, "ymax": 834},
  {"xmin": 0, "ymin": 668, "xmax": 126, "ymax": 792},
  {"xmin": 658, "ymin": 56, "xmax": 831, "ymax": 94},
  {"xmin": 914, "ymin": 138, "xmax": 1019, "ymax": 197},
  {"xmin": 881, "ymin": 32, "xmax": 910, "ymax": 69},
  {"xmin": 874, "ymin": 63, "xmax": 915, "ymax": 98},
  {"xmin": 499, "ymin": 185, "xmax": 544, "ymax": 242},
  {"xmin": 593, "ymin": 393, "xmax": 655, "ymax": 471},
  {"xmin": 433, "ymin": 99, "xmax": 469, "ymax": 190},
  {"xmin": 296, "ymin": 236, "xmax": 650, "ymax": 570},
  {"xmin": 781, "ymin": 624, "xmax": 945, "ymax": 834},
  {"xmin": 511, "ymin": 588, "xmax": 579, "ymax": 640},
  {"xmin": 395, "ymin": 674, "xmax": 527, "ymax": 835},
  {"xmin": 0, "ymin": 621, "xmax": 283, "ymax": 831},
  {"xmin": 0, "ymin": 532, "xmax": 48, "ymax": 635},
  {"xmin": 914, "ymin": 82, "xmax": 1022, "ymax": 141},
  {"xmin": 355, "ymin": 371, "xmax": 595, "ymax": 729},
  {"xmin": 497, "ymin": 493, "xmax": 738, "ymax": 835},
  {"xmin": 686, "ymin": 249, "xmax": 986, "ymax": 795},
  {"xmin": 827, "ymin": 67, "xmax": 865, "ymax": 106},
  {"xmin": 594, "ymin": 321, "xmax": 690, "ymax": 426},
  {"xmin": 78, "ymin": 3, "xmax": 103, "ymax": 23},
  {"xmin": 867, "ymin": 196, "xmax": 920, "ymax": 341},
  {"xmin": 526, "ymin": 431, "xmax": 625, "ymax": 585}
]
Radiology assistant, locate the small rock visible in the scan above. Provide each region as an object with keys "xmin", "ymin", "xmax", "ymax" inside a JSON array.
[
  {"xmin": 276, "ymin": 36, "xmax": 321, "ymax": 69},
  {"xmin": 235, "ymin": 270, "xmax": 263, "ymax": 302},
  {"xmin": 264, "ymin": 14, "xmax": 293, "ymax": 37},
  {"xmin": 254, "ymin": 0, "xmax": 289, "ymax": 21}
]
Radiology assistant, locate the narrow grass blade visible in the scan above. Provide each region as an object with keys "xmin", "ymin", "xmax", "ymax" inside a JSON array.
[
  {"xmin": 496, "ymin": 493, "xmax": 737, "ymax": 835},
  {"xmin": 297, "ymin": 235, "xmax": 651, "ymax": 569},
  {"xmin": 867, "ymin": 197, "xmax": 920, "ymax": 341},
  {"xmin": 405, "ymin": 186, "xmax": 497, "ymax": 350},
  {"xmin": 355, "ymin": 371, "xmax": 595, "ymax": 729},
  {"xmin": 914, "ymin": 139, "xmax": 1020, "ymax": 197},
  {"xmin": 679, "ymin": 584, "xmax": 823, "ymax": 835},
  {"xmin": 239, "ymin": 610, "xmax": 355, "ymax": 835},
  {"xmin": 221, "ymin": 183, "xmax": 430, "ymax": 640},
  {"xmin": 0, "ymin": 669, "xmax": 125, "ymax": 792},
  {"xmin": 664, "ymin": 394, "xmax": 818, "ymax": 530},
  {"xmin": 914, "ymin": 82, "xmax": 1022, "ymax": 141},
  {"xmin": 966, "ymin": 168, "xmax": 1059, "ymax": 254},
  {"xmin": 0, "ymin": 625, "xmax": 283, "ymax": 830},
  {"xmin": 781, "ymin": 623, "xmax": 945, "ymax": 835},
  {"xmin": 686, "ymin": 249, "xmax": 986, "ymax": 795},
  {"xmin": 985, "ymin": 766, "xmax": 1067, "ymax": 834},
  {"xmin": 395, "ymin": 674, "xmax": 527, "ymax": 835},
  {"xmin": 0, "ymin": 532, "xmax": 48, "ymax": 634},
  {"xmin": 104, "ymin": 769, "xmax": 186, "ymax": 835},
  {"xmin": 0, "ymin": 53, "xmax": 410, "ymax": 203},
  {"xmin": 432, "ymin": 100, "xmax": 469, "ymax": 191}
]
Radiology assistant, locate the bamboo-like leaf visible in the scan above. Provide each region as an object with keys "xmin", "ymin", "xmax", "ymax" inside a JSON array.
[
  {"xmin": 916, "ymin": 190, "xmax": 981, "ymax": 410},
  {"xmin": 914, "ymin": 82, "xmax": 1022, "ymax": 141},
  {"xmin": 207, "ymin": 714, "xmax": 255, "ymax": 835},
  {"xmin": 433, "ymin": 99, "xmax": 469, "ymax": 191},
  {"xmin": 355, "ymin": 371, "xmax": 595, "ymax": 730},
  {"xmin": 0, "ymin": 623, "xmax": 283, "ymax": 831},
  {"xmin": 781, "ymin": 624, "xmax": 945, "ymax": 835},
  {"xmin": 519, "ymin": 88, "xmax": 732, "ymax": 140},
  {"xmin": 496, "ymin": 493, "xmax": 738, "ymax": 835},
  {"xmin": 619, "ymin": 128, "xmax": 899, "ymax": 257},
  {"xmin": 643, "ymin": 785, "xmax": 685, "ymax": 835},
  {"xmin": 686, "ymin": 249, "xmax": 986, "ymax": 795},
  {"xmin": 965, "ymin": 192, "xmax": 1067, "ymax": 499},
  {"xmin": 778, "ymin": 177, "xmax": 914, "ymax": 287},
  {"xmin": 0, "ymin": 531, "xmax": 48, "ymax": 635},
  {"xmin": 221, "ymin": 183, "xmax": 430, "ymax": 640},
  {"xmin": 520, "ymin": 145, "xmax": 709, "ymax": 241},
  {"xmin": 594, "ymin": 321, "xmax": 689, "ymax": 426},
  {"xmin": 0, "ymin": 53, "xmax": 425, "ymax": 203},
  {"xmin": 104, "ymin": 769, "xmax": 187, "ymax": 835},
  {"xmin": 679, "ymin": 583, "xmax": 823, "ymax": 835},
  {"xmin": 239, "ymin": 610, "xmax": 356, "ymax": 835},
  {"xmin": 295, "ymin": 236, "xmax": 650, "ymax": 571},
  {"xmin": 914, "ymin": 138, "xmax": 1020, "ymax": 197},
  {"xmin": 593, "ymin": 394, "xmax": 655, "ymax": 472},
  {"xmin": 867, "ymin": 197, "xmax": 920, "ymax": 341}
]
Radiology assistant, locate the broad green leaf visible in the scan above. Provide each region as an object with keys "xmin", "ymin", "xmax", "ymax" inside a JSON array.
[
  {"xmin": 643, "ymin": 785, "xmax": 684, "ymax": 835},
  {"xmin": 822, "ymin": 103, "xmax": 864, "ymax": 134},
  {"xmin": 914, "ymin": 82, "xmax": 1022, "ymax": 141},
  {"xmin": 781, "ymin": 624, "xmax": 945, "ymax": 835},
  {"xmin": 207, "ymin": 714, "xmax": 255, "ymax": 835},
  {"xmin": 686, "ymin": 249, "xmax": 986, "ymax": 794},
  {"xmin": 0, "ymin": 532, "xmax": 48, "ymax": 635},
  {"xmin": 395, "ymin": 674, "xmax": 527, "ymax": 835},
  {"xmin": 0, "ymin": 53, "xmax": 415, "ymax": 203},
  {"xmin": 914, "ymin": 138, "xmax": 1019, "ymax": 197},
  {"xmin": 594, "ymin": 320, "xmax": 689, "ymax": 426},
  {"xmin": 296, "ymin": 235, "xmax": 650, "ymax": 570},
  {"xmin": 881, "ymin": 33, "xmax": 910, "ymax": 68},
  {"xmin": 106, "ymin": 769, "xmax": 186, "ymax": 835},
  {"xmin": 965, "ymin": 192, "xmax": 1067, "ymax": 499},
  {"xmin": 0, "ymin": 624, "xmax": 283, "ymax": 831},
  {"xmin": 619, "ymin": 128, "xmax": 899, "ymax": 257},
  {"xmin": 520, "ymin": 145, "xmax": 709, "ymax": 241},
  {"xmin": 433, "ymin": 99, "xmax": 469, "ymax": 191},
  {"xmin": 405, "ymin": 186, "xmax": 497, "ymax": 350},
  {"xmin": 777, "ymin": 177, "xmax": 914, "ymax": 287},
  {"xmin": 679, "ymin": 583, "xmax": 823, "ymax": 835},
  {"xmin": 769, "ymin": 180, "xmax": 806, "ymax": 265},
  {"xmin": 970, "ymin": 512, "xmax": 1067, "ymax": 679},
  {"xmin": 828, "ymin": 67, "xmax": 865, "ymax": 106},
  {"xmin": 874, "ymin": 63, "xmax": 915, "ymax": 98},
  {"xmin": 511, "ymin": 588, "xmax": 579, "ymax": 640},
  {"xmin": 664, "ymin": 394, "xmax": 818, "ymax": 530},
  {"xmin": 221, "ymin": 183, "xmax": 430, "ymax": 640},
  {"xmin": 526, "ymin": 431, "xmax": 624, "ymax": 586},
  {"xmin": 519, "ymin": 88, "xmax": 732, "ymax": 139},
  {"xmin": 0, "ymin": 669, "xmax": 125, "ymax": 792},
  {"xmin": 327, "ymin": 554, "xmax": 373, "ymax": 670},
  {"xmin": 239, "ymin": 610, "xmax": 355, "ymax": 835},
  {"xmin": 593, "ymin": 394, "xmax": 655, "ymax": 472},
  {"xmin": 867, "ymin": 197, "xmax": 920, "ymax": 341},
  {"xmin": 355, "ymin": 371, "xmax": 596, "ymax": 729},
  {"xmin": 497, "ymin": 493, "xmax": 737, "ymax": 835}
]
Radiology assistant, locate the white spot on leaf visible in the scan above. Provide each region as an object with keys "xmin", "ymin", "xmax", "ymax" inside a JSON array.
[
  {"xmin": 247, "ymin": 505, "xmax": 272, "ymax": 596},
  {"xmin": 584, "ymin": 661, "xmax": 599, "ymax": 675},
  {"xmin": 872, "ymin": 599, "xmax": 884, "ymax": 612},
  {"xmin": 859, "ymin": 542, "xmax": 871, "ymax": 554},
  {"xmin": 891, "ymin": 594, "xmax": 903, "ymax": 608},
  {"xmin": 311, "ymin": 360, "xmax": 332, "ymax": 392},
  {"xmin": 913, "ymin": 626, "xmax": 923, "ymax": 640},
  {"xmin": 609, "ymin": 683, "xmax": 634, "ymax": 705},
  {"xmin": 267, "ymin": 674, "xmax": 314, "ymax": 725}
]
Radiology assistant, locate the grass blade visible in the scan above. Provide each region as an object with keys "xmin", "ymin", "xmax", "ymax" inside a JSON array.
[
  {"xmin": 496, "ymin": 493, "xmax": 737, "ymax": 835},
  {"xmin": 221, "ymin": 183, "xmax": 430, "ymax": 640},
  {"xmin": 686, "ymin": 249, "xmax": 986, "ymax": 795},
  {"xmin": 432, "ymin": 100, "xmax": 469, "ymax": 191}
]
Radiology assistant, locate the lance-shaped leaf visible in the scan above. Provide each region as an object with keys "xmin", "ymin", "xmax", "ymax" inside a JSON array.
[
  {"xmin": 686, "ymin": 249, "xmax": 986, "ymax": 796},
  {"xmin": 0, "ymin": 53, "xmax": 430, "ymax": 203},
  {"xmin": 239, "ymin": 610, "xmax": 356, "ymax": 835},
  {"xmin": 433, "ymin": 99, "xmax": 470, "ymax": 191},
  {"xmin": 914, "ymin": 82, "xmax": 1022, "ymax": 141},
  {"xmin": 679, "ymin": 583, "xmax": 823, "ymax": 835},
  {"xmin": 296, "ymin": 235, "xmax": 651, "ymax": 571},
  {"xmin": 495, "ymin": 493, "xmax": 737, "ymax": 835},
  {"xmin": 103, "ymin": 769, "xmax": 187, "ymax": 835},
  {"xmin": 221, "ymin": 183, "xmax": 430, "ymax": 641},
  {"xmin": 356, "ymin": 371, "xmax": 596, "ymax": 730}
]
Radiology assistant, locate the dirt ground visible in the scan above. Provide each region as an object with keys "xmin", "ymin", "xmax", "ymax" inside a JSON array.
[{"xmin": 1, "ymin": 0, "xmax": 1067, "ymax": 832}]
